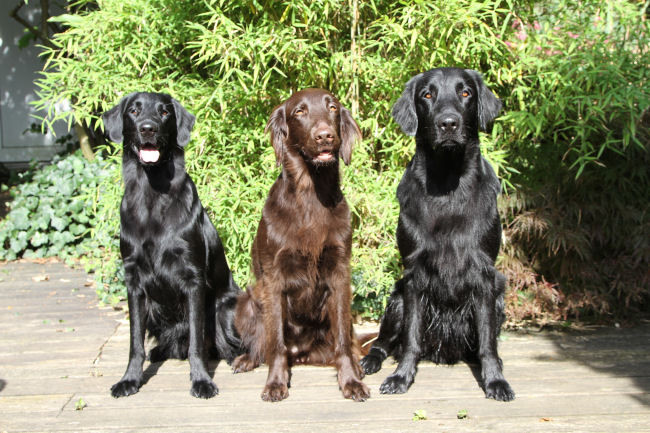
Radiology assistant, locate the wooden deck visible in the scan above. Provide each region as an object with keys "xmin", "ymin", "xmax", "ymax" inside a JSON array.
[{"xmin": 1, "ymin": 260, "xmax": 649, "ymax": 432}]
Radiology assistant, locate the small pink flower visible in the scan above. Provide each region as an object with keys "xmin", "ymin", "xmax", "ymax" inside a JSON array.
[
  {"xmin": 533, "ymin": 21, "xmax": 541, "ymax": 31},
  {"xmin": 512, "ymin": 19, "xmax": 521, "ymax": 29},
  {"xmin": 505, "ymin": 41, "xmax": 514, "ymax": 48},
  {"xmin": 567, "ymin": 31, "xmax": 580, "ymax": 39},
  {"xmin": 516, "ymin": 29, "xmax": 527, "ymax": 41}
]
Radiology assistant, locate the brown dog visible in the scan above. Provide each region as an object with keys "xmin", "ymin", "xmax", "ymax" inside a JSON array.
[{"xmin": 232, "ymin": 88, "xmax": 370, "ymax": 402}]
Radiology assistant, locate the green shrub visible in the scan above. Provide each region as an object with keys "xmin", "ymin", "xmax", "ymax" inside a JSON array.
[
  {"xmin": 497, "ymin": 1, "xmax": 650, "ymax": 324},
  {"xmin": 33, "ymin": 0, "xmax": 649, "ymax": 322},
  {"xmin": 0, "ymin": 151, "xmax": 111, "ymax": 261}
]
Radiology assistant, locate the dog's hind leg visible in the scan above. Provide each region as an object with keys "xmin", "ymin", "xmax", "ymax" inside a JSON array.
[
  {"xmin": 232, "ymin": 289, "xmax": 263, "ymax": 373},
  {"xmin": 360, "ymin": 279, "xmax": 405, "ymax": 375},
  {"xmin": 378, "ymin": 278, "xmax": 423, "ymax": 394}
]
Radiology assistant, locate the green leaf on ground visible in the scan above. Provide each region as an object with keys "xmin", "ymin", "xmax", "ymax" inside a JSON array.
[
  {"xmin": 413, "ymin": 409, "xmax": 427, "ymax": 421},
  {"xmin": 74, "ymin": 398, "xmax": 87, "ymax": 410}
]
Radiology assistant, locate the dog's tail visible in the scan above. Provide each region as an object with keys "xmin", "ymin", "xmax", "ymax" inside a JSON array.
[{"xmin": 213, "ymin": 290, "xmax": 243, "ymax": 363}]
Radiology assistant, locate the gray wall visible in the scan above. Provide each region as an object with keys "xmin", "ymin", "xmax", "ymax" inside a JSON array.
[{"xmin": 1, "ymin": 3, "xmax": 70, "ymax": 168}]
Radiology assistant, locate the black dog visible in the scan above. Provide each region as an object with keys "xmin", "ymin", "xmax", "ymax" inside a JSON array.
[
  {"xmin": 360, "ymin": 68, "xmax": 515, "ymax": 401},
  {"xmin": 102, "ymin": 92, "xmax": 241, "ymax": 399}
]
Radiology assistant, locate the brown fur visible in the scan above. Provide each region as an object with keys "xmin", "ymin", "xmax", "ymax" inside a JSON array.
[{"xmin": 232, "ymin": 88, "xmax": 370, "ymax": 402}]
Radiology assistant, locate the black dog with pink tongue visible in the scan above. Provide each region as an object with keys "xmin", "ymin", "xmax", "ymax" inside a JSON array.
[{"xmin": 102, "ymin": 92, "xmax": 242, "ymax": 399}]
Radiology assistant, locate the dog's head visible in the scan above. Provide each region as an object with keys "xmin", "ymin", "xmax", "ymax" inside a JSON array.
[
  {"xmin": 392, "ymin": 68, "xmax": 501, "ymax": 148},
  {"xmin": 102, "ymin": 92, "xmax": 195, "ymax": 165},
  {"xmin": 265, "ymin": 88, "xmax": 361, "ymax": 167}
]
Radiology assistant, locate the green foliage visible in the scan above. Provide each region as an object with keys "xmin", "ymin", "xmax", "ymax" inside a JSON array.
[
  {"xmin": 497, "ymin": 1, "xmax": 650, "ymax": 323},
  {"xmin": 501, "ymin": 0, "xmax": 649, "ymax": 180},
  {"xmin": 33, "ymin": 0, "xmax": 649, "ymax": 322},
  {"xmin": 0, "ymin": 152, "xmax": 111, "ymax": 262}
]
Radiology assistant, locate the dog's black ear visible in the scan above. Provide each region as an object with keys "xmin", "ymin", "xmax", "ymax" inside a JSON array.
[
  {"xmin": 465, "ymin": 69, "xmax": 502, "ymax": 132},
  {"xmin": 339, "ymin": 106, "xmax": 361, "ymax": 165},
  {"xmin": 102, "ymin": 96, "xmax": 129, "ymax": 143},
  {"xmin": 171, "ymin": 98, "xmax": 195, "ymax": 148},
  {"xmin": 265, "ymin": 103, "xmax": 288, "ymax": 166},
  {"xmin": 392, "ymin": 74, "xmax": 421, "ymax": 136}
]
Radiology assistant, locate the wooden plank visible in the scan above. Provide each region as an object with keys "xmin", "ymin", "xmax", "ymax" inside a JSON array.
[{"xmin": 1, "ymin": 261, "xmax": 649, "ymax": 433}]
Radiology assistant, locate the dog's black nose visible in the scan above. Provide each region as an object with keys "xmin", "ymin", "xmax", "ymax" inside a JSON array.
[
  {"xmin": 139, "ymin": 122, "xmax": 158, "ymax": 134},
  {"xmin": 437, "ymin": 115, "xmax": 460, "ymax": 132}
]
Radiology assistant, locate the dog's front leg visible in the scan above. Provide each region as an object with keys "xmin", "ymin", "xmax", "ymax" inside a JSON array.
[
  {"xmin": 261, "ymin": 278, "xmax": 289, "ymax": 402},
  {"xmin": 475, "ymin": 288, "xmax": 515, "ymax": 402},
  {"xmin": 111, "ymin": 286, "xmax": 146, "ymax": 398},
  {"xmin": 187, "ymin": 286, "xmax": 219, "ymax": 398},
  {"xmin": 327, "ymin": 265, "xmax": 370, "ymax": 402},
  {"xmin": 379, "ymin": 279, "xmax": 421, "ymax": 394}
]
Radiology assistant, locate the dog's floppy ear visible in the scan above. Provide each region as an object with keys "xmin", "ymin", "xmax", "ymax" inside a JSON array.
[
  {"xmin": 339, "ymin": 106, "xmax": 361, "ymax": 165},
  {"xmin": 465, "ymin": 69, "xmax": 502, "ymax": 132},
  {"xmin": 392, "ymin": 74, "xmax": 421, "ymax": 136},
  {"xmin": 102, "ymin": 95, "xmax": 132, "ymax": 143},
  {"xmin": 171, "ymin": 98, "xmax": 196, "ymax": 148},
  {"xmin": 265, "ymin": 103, "xmax": 288, "ymax": 166}
]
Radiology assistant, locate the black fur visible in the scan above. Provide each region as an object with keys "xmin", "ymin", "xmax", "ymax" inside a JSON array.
[
  {"xmin": 360, "ymin": 68, "xmax": 515, "ymax": 401},
  {"xmin": 102, "ymin": 92, "xmax": 241, "ymax": 399}
]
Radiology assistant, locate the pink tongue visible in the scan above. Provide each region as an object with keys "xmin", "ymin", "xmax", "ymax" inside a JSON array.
[
  {"xmin": 317, "ymin": 152, "xmax": 333, "ymax": 162},
  {"xmin": 140, "ymin": 148, "xmax": 160, "ymax": 163}
]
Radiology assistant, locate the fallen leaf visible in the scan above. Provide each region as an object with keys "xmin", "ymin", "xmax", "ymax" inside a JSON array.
[
  {"xmin": 32, "ymin": 274, "xmax": 50, "ymax": 282},
  {"xmin": 540, "ymin": 417, "xmax": 552, "ymax": 422},
  {"xmin": 412, "ymin": 409, "xmax": 427, "ymax": 421},
  {"xmin": 60, "ymin": 278, "xmax": 71, "ymax": 283},
  {"xmin": 75, "ymin": 398, "xmax": 87, "ymax": 411}
]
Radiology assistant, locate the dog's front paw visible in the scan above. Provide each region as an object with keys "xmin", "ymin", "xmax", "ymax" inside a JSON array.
[
  {"xmin": 379, "ymin": 374, "xmax": 412, "ymax": 394},
  {"xmin": 485, "ymin": 379, "xmax": 515, "ymax": 401},
  {"xmin": 111, "ymin": 379, "xmax": 141, "ymax": 398},
  {"xmin": 190, "ymin": 379, "xmax": 219, "ymax": 399},
  {"xmin": 232, "ymin": 353, "xmax": 259, "ymax": 373},
  {"xmin": 261, "ymin": 382, "xmax": 289, "ymax": 402},
  {"xmin": 341, "ymin": 379, "xmax": 370, "ymax": 402},
  {"xmin": 360, "ymin": 353, "xmax": 383, "ymax": 375}
]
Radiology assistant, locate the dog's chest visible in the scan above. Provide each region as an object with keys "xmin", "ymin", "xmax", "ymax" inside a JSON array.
[{"xmin": 119, "ymin": 185, "xmax": 199, "ymax": 281}]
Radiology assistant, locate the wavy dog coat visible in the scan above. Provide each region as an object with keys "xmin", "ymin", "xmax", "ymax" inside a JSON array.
[
  {"xmin": 232, "ymin": 89, "xmax": 370, "ymax": 402},
  {"xmin": 360, "ymin": 69, "xmax": 515, "ymax": 401},
  {"xmin": 103, "ymin": 92, "xmax": 241, "ymax": 399}
]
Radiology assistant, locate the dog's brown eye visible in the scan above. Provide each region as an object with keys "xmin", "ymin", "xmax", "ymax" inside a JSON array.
[
  {"xmin": 129, "ymin": 108, "xmax": 138, "ymax": 115},
  {"xmin": 295, "ymin": 109, "xmax": 304, "ymax": 116},
  {"xmin": 161, "ymin": 110, "xmax": 169, "ymax": 116},
  {"xmin": 329, "ymin": 105, "xmax": 337, "ymax": 112},
  {"xmin": 462, "ymin": 90, "xmax": 470, "ymax": 98},
  {"xmin": 424, "ymin": 93, "xmax": 432, "ymax": 99}
]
